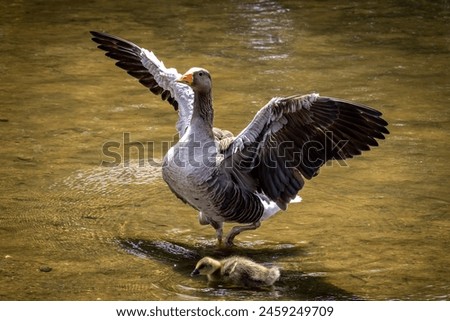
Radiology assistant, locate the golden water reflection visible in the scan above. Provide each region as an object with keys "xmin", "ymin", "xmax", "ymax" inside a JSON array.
[{"xmin": 0, "ymin": 0, "xmax": 448, "ymax": 300}]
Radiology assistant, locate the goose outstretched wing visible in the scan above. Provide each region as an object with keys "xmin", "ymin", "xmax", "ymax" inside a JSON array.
[
  {"xmin": 223, "ymin": 93, "xmax": 389, "ymax": 210},
  {"xmin": 90, "ymin": 31, "xmax": 193, "ymax": 136}
]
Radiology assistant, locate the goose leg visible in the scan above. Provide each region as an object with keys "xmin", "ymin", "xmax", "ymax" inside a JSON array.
[
  {"xmin": 210, "ymin": 220, "xmax": 223, "ymax": 245},
  {"xmin": 225, "ymin": 221, "xmax": 261, "ymax": 246},
  {"xmin": 215, "ymin": 225, "xmax": 223, "ymax": 245},
  {"xmin": 198, "ymin": 211, "xmax": 209, "ymax": 225},
  {"xmin": 198, "ymin": 212, "xmax": 223, "ymax": 244}
]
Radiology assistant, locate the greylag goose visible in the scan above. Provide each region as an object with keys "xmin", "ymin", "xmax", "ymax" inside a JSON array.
[
  {"xmin": 90, "ymin": 31, "xmax": 389, "ymax": 246},
  {"xmin": 191, "ymin": 256, "xmax": 280, "ymax": 287}
]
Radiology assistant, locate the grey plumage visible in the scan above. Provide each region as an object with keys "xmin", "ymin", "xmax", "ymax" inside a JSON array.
[{"xmin": 91, "ymin": 31, "xmax": 389, "ymax": 246}]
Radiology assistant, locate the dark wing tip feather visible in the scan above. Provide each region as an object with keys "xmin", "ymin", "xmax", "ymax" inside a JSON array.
[
  {"xmin": 311, "ymin": 96, "xmax": 389, "ymax": 160},
  {"xmin": 90, "ymin": 31, "xmax": 179, "ymax": 111}
]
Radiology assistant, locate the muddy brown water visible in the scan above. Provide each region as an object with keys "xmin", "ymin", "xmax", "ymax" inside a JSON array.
[{"xmin": 0, "ymin": 0, "xmax": 448, "ymax": 300}]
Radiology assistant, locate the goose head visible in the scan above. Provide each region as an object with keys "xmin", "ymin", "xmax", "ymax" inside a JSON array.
[{"xmin": 176, "ymin": 67, "xmax": 212, "ymax": 93}]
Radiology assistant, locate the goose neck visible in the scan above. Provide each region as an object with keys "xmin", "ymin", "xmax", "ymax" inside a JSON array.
[{"xmin": 192, "ymin": 90, "xmax": 214, "ymax": 129}]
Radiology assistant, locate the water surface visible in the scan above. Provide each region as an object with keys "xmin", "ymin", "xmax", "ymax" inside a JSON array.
[{"xmin": 0, "ymin": 0, "xmax": 449, "ymax": 300}]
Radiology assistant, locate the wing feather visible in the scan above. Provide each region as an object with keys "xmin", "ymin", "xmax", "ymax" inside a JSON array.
[
  {"xmin": 90, "ymin": 31, "xmax": 194, "ymax": 136},
  {"xmin": 223, "ymin": 93, "xmax": 388, "ymax": 209}
]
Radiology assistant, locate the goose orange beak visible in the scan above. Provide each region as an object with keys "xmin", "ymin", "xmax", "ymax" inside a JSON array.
[{"xmin": 176, "ymin": 72, "xmax": 193, "ymax": 85}]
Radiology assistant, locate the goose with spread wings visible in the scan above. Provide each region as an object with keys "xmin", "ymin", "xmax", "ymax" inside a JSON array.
[{"xmin": 90, "ymin": 31, "xmax": 389, "ymax": 246}]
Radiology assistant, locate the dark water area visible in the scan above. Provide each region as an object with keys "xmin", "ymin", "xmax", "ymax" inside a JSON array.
[{"xmin": 0, "ymin": 0, "xmax": 449, "ymax": 300}]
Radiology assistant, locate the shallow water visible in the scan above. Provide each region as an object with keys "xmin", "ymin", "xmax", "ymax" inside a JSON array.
[{"xmin": 0, "ymin": 0, "xmax": 449, "ymax": 300}]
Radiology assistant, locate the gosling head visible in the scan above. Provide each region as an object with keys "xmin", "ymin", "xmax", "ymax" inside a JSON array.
[{"xmin": 191, "ymin": 257, "xmax": 220, "ymax": 277}]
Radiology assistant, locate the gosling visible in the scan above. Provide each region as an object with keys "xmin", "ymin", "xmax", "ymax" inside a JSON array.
[{"xmin": 191, "ymin": 256, "xmax": 280, "ymax": 287}]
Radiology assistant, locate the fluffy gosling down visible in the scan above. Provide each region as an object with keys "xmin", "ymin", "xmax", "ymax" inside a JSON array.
[{"xmin": 191, "ymin": 256, "xmax": 280, "ymax": 287}]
